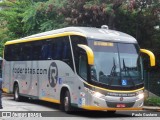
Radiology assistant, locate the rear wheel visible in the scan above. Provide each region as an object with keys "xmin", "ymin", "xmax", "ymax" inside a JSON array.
[{"xmin": 14, "ymin": 84, "xmax": 21, "ymax": 101}]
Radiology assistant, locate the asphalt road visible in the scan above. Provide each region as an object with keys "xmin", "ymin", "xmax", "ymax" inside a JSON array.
[{"xmin": 0, "ymin": 94, "xmax": 159, "ymax": 120}]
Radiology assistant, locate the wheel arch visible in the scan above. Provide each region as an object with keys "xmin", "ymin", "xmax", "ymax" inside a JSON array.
[
  {"xmin": 13, "ymin": 80, "xmax": 19, "ymax": 93},
  {"xmin": 60, "ymin": 85, "xmax": 72, "ymax": 104}
]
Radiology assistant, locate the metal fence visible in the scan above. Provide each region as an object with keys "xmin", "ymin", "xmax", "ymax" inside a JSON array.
[{"xmin": 144, "ymin": 70, "xmax": 160, "ymax": 97}]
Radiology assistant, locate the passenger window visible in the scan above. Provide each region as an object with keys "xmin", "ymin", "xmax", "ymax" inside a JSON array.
[
  {"xmin": 62, "ymin": 38, "xmax": 73, "ymax": 68},
  {"xmin": 41, "ymin": 44, "xmax": 50, "ymax": 60},
  {"xmin": 22, "ymin": 44, "xmax": 32, "ymax": 60},
  {"xmin": 32, "ymin": 42, "xmax": 42, "ymax": 60},
  {"xmin": 54, "ymin": 38, "xmax": 63, "ymax": 60},
  {"xmin": 79, "ymin": 55, "xmax": 87, "ymax": 80},
  {"xmin": 70, "ymin": 35, "xmax": 88, "ymax": 76},
  {"xmin": 4, "ymin": 46, "xmax": 11, "ymax": 61},
  {"xmin": 12, "ymin": 44, "xmax": 22, "ymax": 61},
  {"xmin": 51, "ymin": 37, "xmax": 74, "ymax": 70}
]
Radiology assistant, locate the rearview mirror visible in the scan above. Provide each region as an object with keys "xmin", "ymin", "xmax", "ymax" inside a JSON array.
[
  {"xmin": 78, "ymin": 44, "xmax": 94, "ymax": 65},
  {"xmin": 140, "ymin": 49, "xmax": 155, "ymax": 67}
]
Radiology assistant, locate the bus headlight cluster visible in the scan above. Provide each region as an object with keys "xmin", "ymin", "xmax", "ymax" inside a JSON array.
[
  {"xmin": 137, "ymin": 93, "xmax": 144, "ymax": 99},
  {"xmin": 85, "ymin": 87, "xmax": 105, "ymax": 98},
  {"xmin": 136, "ymin": 90, "xmax": 144, "ymax": 99},
  {"xmin": 93, "ymin": 92, "xmax": 105, "ymax": 98}
]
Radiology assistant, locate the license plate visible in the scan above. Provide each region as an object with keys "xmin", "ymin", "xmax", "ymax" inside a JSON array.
[{"xmin": 116, "ymin": 104, "xmax": 126, "ymax": 108}]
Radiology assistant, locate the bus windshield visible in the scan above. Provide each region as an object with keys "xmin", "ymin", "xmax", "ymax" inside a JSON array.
[{"xmin": 88, "ymin": 40, "xmax": 143, "ymax": 87}]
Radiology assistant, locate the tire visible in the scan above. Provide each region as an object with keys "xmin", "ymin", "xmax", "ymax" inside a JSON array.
[
  {"xmin": 62, "ymin": 90, "xmax": 73, "ymax": 113},
  {"xmin": 107, "ymin": 111, "xmax": 116, "ymax": 114},
  {"xmin": 14, "ymin": 84, "xmax": 21, "ymax": 101}
]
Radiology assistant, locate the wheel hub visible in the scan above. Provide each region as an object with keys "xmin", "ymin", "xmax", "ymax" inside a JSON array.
[{"xmin": 64, "ymin": 96, "xmax": 69, "ymax": 111}]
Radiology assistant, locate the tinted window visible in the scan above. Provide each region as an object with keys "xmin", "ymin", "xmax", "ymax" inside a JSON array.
[
  {"xmin": 22, "ymin": 43, "xmax": 32, "ymax": 60},
  {"xmin": 71, "ymin": 35, "xmax": 88, "ymax": 79},
  {"xmin": 0, "ymin": 60, "xmax": 2, "ymax": 78},
  {"xmin": 9, "ymin": 44, "xmax": 23, "ymax": 61},
  {"xmin": 51, "ymin": 37, "xmax": 73, "ymax": 70},
  {"xmin": 32, "ymin": 41, "xmax": 43, "ymax": 60},
  {"xmin": 4, "ymin": 36, "xmax": 74, "ymax": 71},
  {"xmin": 4, "ymin": 46, "xmax": 10, "ymax": 61}
]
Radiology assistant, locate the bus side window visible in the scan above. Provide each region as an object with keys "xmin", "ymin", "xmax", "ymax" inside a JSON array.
[
  {"xmin": 70, "ymin": 35, "xmax": 88, "ymax": 80},
  {"xmin": 62, "ymin": 37, "xmax": 73, "ymax": 69},
  {"xmin": 47, "ymin": 44, "xmax": 52, "ymax": 60},
  {"xmin": 0, "ymin": 59, "xmax": 2, "ymax": 78},
  {"xmin": 41, "ymin": 39, "xmax": 53, "ymax": 60},
  {"xmin": 32, "ymin": 42, "xmax": 43, "ymax": 60},
  {"xmin": 51, "ymin": 37, "xmax": 74, "ymax": 70},
  {"xmin": 12, "ymin": 44, "xmax": 22, "ymax": 61},
  {"xmin": 54, "ymin": 38, "xmax": 63, "ymax": 60},
  {"xmin": 22, "ymin": 44, "xmax": 32, "ymax": 61},
  {"xmin": 79, "ymin": 54, "xmax": 87, "ymax": 80},
  {"xmin": 4, "ymin": 46, "xmax": 11, "ymax": 61},
  {"xmin": 41, "ymin": 44, "xmax": 49, "ymax": 60}
]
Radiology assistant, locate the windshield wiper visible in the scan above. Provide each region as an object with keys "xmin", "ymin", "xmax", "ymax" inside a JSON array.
[
  {"xmin": 110, "ymin": 58, "xmax": 117, "ymax": 76},
  {"xmin": 122, "ymin": 59, "xmax": 136, "ymax": 86},
  {"xmin": 108, "ymin": 58, "xmax": 117, "ymax": 86}
]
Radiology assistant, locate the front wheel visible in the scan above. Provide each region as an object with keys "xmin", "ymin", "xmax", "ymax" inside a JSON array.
[
  {"xmin": 62, "ymin": 90, "xmax": 73, "ymax": 113},
  {"xmin": 107, "ymin": 111, "xmax": 116, "ymax": 114}
]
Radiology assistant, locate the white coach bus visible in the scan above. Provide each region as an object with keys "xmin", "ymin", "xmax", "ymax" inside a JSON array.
[{"xmin": 2, "ymin": 26, "xmax": 155, "ymax": 113}]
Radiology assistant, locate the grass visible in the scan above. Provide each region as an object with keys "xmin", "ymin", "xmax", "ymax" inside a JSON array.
[{"xmin": 144, "ymin": 97, "xmax": 160, "ymax": 106}]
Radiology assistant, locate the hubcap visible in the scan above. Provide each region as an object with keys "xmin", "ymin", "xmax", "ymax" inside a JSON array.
[
  {"xmin": 15, "ymin": 87, "xmax": 18, "ymax": 99},
  {"xmin": 64, "ymin": 96, "xmax": 69, "ymax": 111}
]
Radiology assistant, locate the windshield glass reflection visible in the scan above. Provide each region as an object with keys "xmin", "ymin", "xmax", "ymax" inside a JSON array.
[{"xmin": 88, "ymin": 40, "xmax": 143, "ymax": 87}]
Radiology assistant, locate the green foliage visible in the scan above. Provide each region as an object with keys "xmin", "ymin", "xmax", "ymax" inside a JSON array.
[
  {"xmin": 0, "ymin": 0, "xmax": 159, "ymax": 62},
  {"xmin": 0, "ymin": 0, "xmax": 32, "ymax": 38},
  {"xmin": 0, "ymin": 0, "xmax": 68, "ymax": 56},
  {"xmin": 144, "ymin": 97, "xmax": 160, "ymax": 106},
  {"xmin": 22, "ymin": 0, "xmax": 67, "ymax": 35},
  {"xmin": 0, "ymin": 0, "xmax": 33, "ymax": 56},
  {"xmin": 60, "ymin": 0, "xmax": 120, "ymax": 27}
]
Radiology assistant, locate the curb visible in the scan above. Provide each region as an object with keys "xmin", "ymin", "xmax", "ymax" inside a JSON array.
[
  {"xmin": 2, "ymin": 93, "xmax": 13, "ymax": 97},
  {"xmin": 143, "ymin": 106, "xmax": 160, "ymax": 112}
]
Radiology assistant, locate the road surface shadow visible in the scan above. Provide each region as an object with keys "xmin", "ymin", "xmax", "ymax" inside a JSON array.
[
  {"xmin": 7, "ymin": 96, "xmax": 132, "ymax": 118},
  {"xmin": 67, "ymin": 111, "xmax": 132, "ymax": 118}
]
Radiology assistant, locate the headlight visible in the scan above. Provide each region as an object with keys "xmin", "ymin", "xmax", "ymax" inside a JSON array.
[
  {"xmin": 93, "ymin": 92, "xmax": 105, "ymax": 98},
  {"xmin": 138, "ymin": 93, "xmax": 144, "ymax": 99}
]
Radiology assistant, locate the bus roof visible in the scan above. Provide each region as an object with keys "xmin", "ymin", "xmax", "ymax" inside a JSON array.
[{"xmin": 5, "ymin": 26, "xmax": 137, "ymax": 45}]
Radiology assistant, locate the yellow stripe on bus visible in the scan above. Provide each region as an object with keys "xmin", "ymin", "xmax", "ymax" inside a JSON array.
[
  {"xmin": 40, "ymin": 97, "xmax": 60, "ymax": 104},
  {"xmin": 2, "ymin": 88, "xmax": 9, "ymax": 93},
  {"xmin": 82, "ymin": 105, "xmax": 142, "ymax": 111},
  {"xmin": 5, "ymin": 32, "xmax": 86, "ymax": 45},
  {"xmin": 83, "ymin": 81, "xmax": 144, "ymax": 93}
]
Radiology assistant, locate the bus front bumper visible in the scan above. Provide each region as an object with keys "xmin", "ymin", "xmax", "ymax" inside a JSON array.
[{"xmin": 82, "ymin": 93, "xmax": 144, "ymax": 111}]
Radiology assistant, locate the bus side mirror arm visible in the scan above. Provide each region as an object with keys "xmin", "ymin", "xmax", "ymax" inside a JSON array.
[
  {"xmin": 140, "ymin": 49, "xmax": 155, "ymax": 67},
  {"xmin": 78, "ymin": 44, "xmax": 94, "ymax": 65}
]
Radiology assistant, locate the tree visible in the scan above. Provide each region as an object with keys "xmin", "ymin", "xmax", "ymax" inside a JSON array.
[
  {"xmin": 0, "ymin": 0, "xmax": 32, "ymax": 38},
  {"xmin": 0, "ymin": 0, "xmax": 68, "ymax": 56},
  {"xmin": 0, "ymin": 0, "xmax": 159, "ymax": 61},
  {"xmin": 22, "ymin": 0, "xmax": 67, "ymax": 35},
  {"xmin": 60, "ymin": 0, "xmax": 123, "ymax": 29},
  {"xmin": 0, "ymin": 0, "xmax": 33, "ymax": 56}
]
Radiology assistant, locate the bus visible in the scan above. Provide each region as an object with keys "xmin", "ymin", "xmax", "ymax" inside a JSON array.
[{"xmin": 2, "ymin": 26, "xmax": 155, "ymax": 113}]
